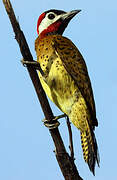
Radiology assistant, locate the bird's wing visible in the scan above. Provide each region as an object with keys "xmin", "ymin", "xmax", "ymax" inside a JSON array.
[{"xmin": 52, "ymin": 35, "xmax": 98, "ymax": 127}]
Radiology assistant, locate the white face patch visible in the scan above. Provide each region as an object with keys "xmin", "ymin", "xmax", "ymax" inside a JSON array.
[{"xmin": 38, "ymin": 12, "xmax": 62, "ymax": 35}]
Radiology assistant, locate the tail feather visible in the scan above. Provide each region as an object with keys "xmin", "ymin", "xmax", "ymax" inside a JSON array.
[{"xmin": 80, "ymin": 126, "xmax": 100, "ymax": 175}]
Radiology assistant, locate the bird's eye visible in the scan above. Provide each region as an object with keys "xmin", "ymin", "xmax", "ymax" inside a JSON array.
[{"xmin": 48, "ymin": 13, "xmax": 55, "ymax": 20}]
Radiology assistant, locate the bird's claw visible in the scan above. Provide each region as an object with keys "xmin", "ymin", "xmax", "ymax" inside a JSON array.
[
  {"xmin": 53, "ymin": 114, "xmax": 67, "ymax": 121},
  {"xmin": 21, "ymin": 59, "xmax": 44, "ymax": 75},
  {"xmin": 21, "ymin": 59, "xmax": 29, "ymax": 67},
  {"xmin": 42, "ymin": 119, "xmax": 60, "ymax": 129},
  {"xmin": 21, "ymin": 59, "xmax": 38, "ymax": 67},
  {"xmin": 42, "ymin": 114, "xmax": 66, "ymax": 129}
]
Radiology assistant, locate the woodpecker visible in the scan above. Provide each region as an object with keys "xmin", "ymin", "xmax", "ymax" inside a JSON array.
[{"xmin": 34, "ymin": 9, "xmax": 100, "ymax": 174}]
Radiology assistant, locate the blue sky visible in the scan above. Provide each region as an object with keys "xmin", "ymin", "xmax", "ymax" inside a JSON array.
[{"xmin": 0, "ymin": 0, "xmax": 117, "ymax": 179}]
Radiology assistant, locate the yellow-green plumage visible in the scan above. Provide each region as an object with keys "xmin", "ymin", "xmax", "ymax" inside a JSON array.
[{"xmin": 35, "ymin": 34, "xmax": 99, "ymax": 174}]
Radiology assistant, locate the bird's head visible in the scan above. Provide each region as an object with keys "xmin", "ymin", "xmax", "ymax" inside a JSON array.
[{"xmin": 37, "ymin": 9, "xmax": 81, "ymax": 38}]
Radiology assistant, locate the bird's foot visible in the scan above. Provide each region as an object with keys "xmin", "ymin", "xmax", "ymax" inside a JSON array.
[
  {"xmin": 42, "ymin": 114, "xmax": 67, "ymax": 129},
  {"xmin": 21, "ymin": 59, "xmax": 44, "ymax": 75},
  {"xmin": 43, "ymin": 119, "xmax": 60, "ymax": 129},
  {"xmin": 53, "ymin": 114, "xmax": 67, "ymax": 121}
]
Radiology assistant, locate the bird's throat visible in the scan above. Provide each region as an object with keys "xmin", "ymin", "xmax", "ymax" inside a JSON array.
[{"xmin": 39, "ymin": 21, "xmax": 62, "ymax": 39}]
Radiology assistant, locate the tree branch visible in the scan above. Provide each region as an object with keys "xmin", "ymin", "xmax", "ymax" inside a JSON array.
[{"xmin": 2, "ymin": 1, "xmax": 83, "ymax": 179}]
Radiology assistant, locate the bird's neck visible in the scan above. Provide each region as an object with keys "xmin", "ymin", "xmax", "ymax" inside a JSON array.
[{"xmin": 39, "ymin": 21, "xmax": 62, "ymax": 39}]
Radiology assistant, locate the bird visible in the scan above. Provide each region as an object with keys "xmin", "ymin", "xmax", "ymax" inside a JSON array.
[{"xmin": 34, "ymin": 9, "xmax": 100, "ymax": 175}]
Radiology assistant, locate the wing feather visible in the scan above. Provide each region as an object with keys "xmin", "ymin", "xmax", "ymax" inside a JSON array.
[{"xmin": 52, "ymin": 36, "xmax": 98, "ymax": 127}]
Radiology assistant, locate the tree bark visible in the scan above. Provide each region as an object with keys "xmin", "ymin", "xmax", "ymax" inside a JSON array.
[{"xmin": 2, "ymin": 1, "xmax": 83, "ymax": 179}]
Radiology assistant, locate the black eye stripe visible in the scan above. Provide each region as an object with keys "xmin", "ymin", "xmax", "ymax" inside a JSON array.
[{"xmin": 48, "ymin": 13, "xmax": 55, "ymax": 20}]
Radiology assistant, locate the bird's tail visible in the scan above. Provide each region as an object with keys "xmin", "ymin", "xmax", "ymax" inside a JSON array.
[{"xmin": 80, "ymin": 124, "xmax": 100, "ymax": 175}]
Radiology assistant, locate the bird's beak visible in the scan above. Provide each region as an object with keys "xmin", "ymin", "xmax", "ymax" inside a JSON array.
[
  {"xmin": 53, "ymin": 9, "xmax": 81, "ymax": 35},
  {"xmin": 61, "ymin": 10, "xmax": 81, "ymax": 21}
]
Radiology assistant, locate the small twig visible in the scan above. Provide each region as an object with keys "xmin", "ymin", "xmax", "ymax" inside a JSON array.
[{"xmin": 66, "ymin": 116, "xmax": 74, "ymax": 161}]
